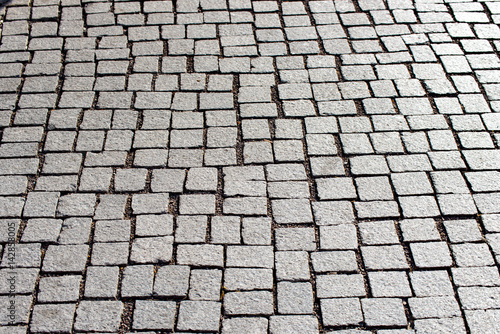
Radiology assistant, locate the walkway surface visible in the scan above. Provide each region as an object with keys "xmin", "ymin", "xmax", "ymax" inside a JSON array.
[{"xmin": 0, "ymin": 0, "xmax": 500, "ymax": 333}]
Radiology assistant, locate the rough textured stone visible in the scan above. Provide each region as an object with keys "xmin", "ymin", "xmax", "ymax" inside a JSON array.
[
  {"xmin": 177, "ymin": 301, "xmax": 221, "ymax": 332},
  {"xmin": 74, "ymin": 301, "xmax": 123, "ymax": 332},
  {"xmin": 6, "ymin": 2, "xmax": 500, "ymax": 332}
]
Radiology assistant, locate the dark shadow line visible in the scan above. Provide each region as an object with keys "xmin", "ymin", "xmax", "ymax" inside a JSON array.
[{"xmin": 0, "ymin": 0, "xmax": 13, "ymax": 9}]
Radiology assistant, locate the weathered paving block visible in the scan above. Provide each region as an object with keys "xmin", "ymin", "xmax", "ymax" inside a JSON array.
[
  {"xmin": 177, "ymin": 244, "xmax": 224, "ymax": 267},
  {"xmin": 224, "ymin": 291, "xmax": 274, "ymax": 315},
  {"xmin": 31, "ymin": 303, "xmax": 76, "ymax": 333},
  {"xmin": 130, "ymin": 236, "xmax": 174, "ymax": 263},
  {"xmin": 177, "ymin": 301, "xmax": 221, "ymax": 332},
  {"xmin": 38, "ymin": 275, "xmax": 81, "ymax": 302},
  {"xmin": 74, "ymin": 301, "xmax": 123, "ymax": 332},
  {"xmin": 133, "ymin": 300, "xmax": 176, "ymax": 330}
]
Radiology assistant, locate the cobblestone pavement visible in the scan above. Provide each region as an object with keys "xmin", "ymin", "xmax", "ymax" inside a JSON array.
[{"xmin": 0, "ymin": 0, "xmax": 500, "ymax": 333}]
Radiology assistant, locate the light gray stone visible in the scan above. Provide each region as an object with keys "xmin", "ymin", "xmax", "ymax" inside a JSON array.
[
  {"xmin": 277, "ymin": 281, "xmax": 314, "ymax": 314},
  {"xmin": 225, "ymin": 291, "xmax": 274, "ymax": 315},
  {"xmin": 130, "ymin": 236, "xmax": 173, "ymax": 263},
  {"xmin": 154, "ymin": 265, "xmax": 190, "ymax": 297},
  {"xmin": 177, "ymin": 301, "xmax": 221, "ymax": 332},
  {"xmin": 122, "ymin": 265, "xmax": 154, "ymax": 297},
  {"xmin": 31, "ymin": 304, "xmax": 76, "ymax": 333},
  {"xmin": 270, "ymin": 316, "xmax": 319, "ymax": 334},
  {"xmin": 133, "ymin": 300, "xmax": 176, "ymax": 330},
  {"xmin": 74, "ymin": 301, "xmax": 123, "ymax": 332}
]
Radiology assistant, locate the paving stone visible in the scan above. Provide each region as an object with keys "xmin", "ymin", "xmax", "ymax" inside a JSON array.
[
  {"xmin": 362, "ymin": 245, "xmax": 409, "ymax": 270},
  {"xmin": 316, "ymin": 274, "xmax": 366, "ymax": 298},
  {"xmin": 189, "ymin": 269, "xmax": 222, "ymax": 301},
  {"xmin": 320, "ymin": 224, "xmax": 358, "ymax": 250},
  {"xmin": 133, "ymin": 300, "xmax": 176, "ymax": 330},
  {"xmin": 438, "ymin": 194, "xmax": 478, "ymax": 215},
  {"xmin": 306, "ymin": 134, "xmax": 337, "ymax": 156},
  {"xmin": 42, "ymin": 245, "xmax": 88, "ymax": 273},
  {"xmin": 277, "ymin": 281, "xmax": 314, "ymax": 314},
  {"xmin": 0, "ymin": 294, "xmax": 32, "ymax": 325},
  {"xmin": 136, "ymin": 214, "xmax": 173, "ymax": 237},
  {"xmin": 359, "ymin": 221, "xmax": 399, "ymax": 245},
  {"xmin": 177, "ymin": 301, "xmax": 221, "ymax": 332},
  {"xmin": 275, "ymin": 251, "xmax": 310, "ymax": 281},
  {"xmin": 175, "ymin": 216, "xmax": 207, "ymax": 243},
  {"xmin": 369, "ymin": 271, "xmax": 412, "ymax": 297},
  {"xmin": 91, "ymin": 242, "xmax": 129, "ymax": 266},
  {"xmin": 316, "ymin": 177, "xmax": 357, "ymax": 200},
  {"xmin": 133, "ymin": 149, "xmax": 169, "ymax": 167},
  {"xmin": 224, "ymin": 268, "xmax": 273, "ymax": 290},
  {"xmin": 57, "ymin": 217, "xmax": 92, "ymax": 245},
  {"xmin": 311, "ymin": 251, "xmax": 358, "ymax": 273},
  {"xmin": 43, "ymin": 153, "xmax": 82, "ymax": 174},
  {"xmin": 179, "ymin": 194, "xmax": 216, "ymax": 215},
  {"xmin": 464, "ymin": 309, "xmax": 500, "ymax": 334},
  {"xmin": 410, "ymin": 270, "xmax": 455, "ymax": 296},
  {"xmin": 121, "ymin": 265, "xmax": 154, "ymax": 297},
  {"xmin": 211, "ymin": 215, "xmax": 241, "ymax": 244},
  {"xmin": 38, "ymin": 275, "xmax": 81, "ymax": 302},
  {"xmin": 74, "ymin": 301, "xmax": 123, "ymax": 332},
  {"xmin": 275, "ymin": 227, "xmax": 316, "ymax": 251},
  {"xmin": 224, "ymin": 197, "xmax": 268, "ymax": 215},
  {"xmin": 268, "ymin": 181, "xmax": 310, "ymax": 199},
  {"xmin": 355, "ymin": 176, "xmax": 394, "ymax": 201},
  {"xmin": 391, "ymin": 172, "xmax": 434, "ymax": 196},
  {"xmin": 131, "ymin": 193, "xmax": 169, "ymax": 214},
  {"xmin": 112, "ymin": 167, "xmax": 145, "ymax": 192},
  {"xmin": 361, "ymin": 298, "xmax": 407, "ymax": 327},
  {"xmin": 399, "ymin": 196, "xmax": 441, "ymax": 218},
  {"xmin": 225, "ymin": 291, "xmax": 274, "ymax": 315},
  {"xmin": 94, "ymin": 220, "xmax": 130, "ymax": 242},
  {"xmin": 452, "ymin": 266, "xmax": 500, "ymax": 288},
  {"xmin": 409, "ymin": 295, "xmax": 462, "ymax": 319},
  {"xmin": 56, "ymin": 194, "xmax": 96, "ymax": 217},
  {"xmin": 473, "ymin": 193, "xmax": 500, "ymax": 214},
  {"xmin": 151, "ymin": 169, "xmax": 186, "ymax": 193},
  {"xmin": 130, "ymin": 236, "xmax": 173, "ymax": 263},
  {"xmin": 154, "ymin": 265, "xmax": 190, "ymax": 297},
  {"xmin": 273, "ymin": 140, "xmax": 304, "ymax": 162},
  {"xmin": 133, "ymin": 130, "xmax": 169, "ymax": 148},
  {"xmin": 21, "ymin": 218, "xmax": 62, "ymax": 242},
  {"xmin": 79, "ymin": 168, "xmax": 113, "ymax": 192},
  {"xmin": 186, "ymin": 167, "xmax": 218, "ymax": 191},
  {"xmin": 350, "ymin": 155, "xmax": 390, "ymax": 175},
  {"xmin": 223, "ymin": 317, "xmax": 268, "ymax": 334},
  {"xmin": 0, "ymin": 268, "xmax": 38, "ymax": 294},
  {"xmin": 458, "ymin": 286, "xmax": 500, "ymax": 310},
  {"xmin": 177, "ymin": 244, "xmax": 224, "ymax": 267},
  {"xmin": 93, "ymin": 194, "xmax": 127, "ymax": 220},
  {"xmin": 266, "ymin": 163, "xmax": 307, "ymax": 181},
  {"xmin": 241, "ymin": 217, "xmax": 272, "ymax": 245},
  {"xmin": 309, "ymin": 156, "xmax": 345, "ymax": 176},
  {"xmin": 272, "ymin": 199, "xmax": 313, "ymax": 224},
  {"xmin": 312, "ymin": 201, "xmax": 355, "ymax": 225},
  {"xmin": 227, "ymin": 245, "xmax": 274, "ymax": 268},
  {"xmin": 85, "ymin": 266, "xmax": 119, "ymax": 298},
  {"xmin": 414, "ymin": 317, "xmax": 466, "ymax": 334},
  {"xmin": 355, "ymin": 201, "xmax": 400, "ymax": 219},
  {"xmin": 31, "ymin": 303, "xmax": 76, "ymax": 333},
  {"xmin": 321, "ymin": 298, "xmax": 363, "ymax": 326},
  {"xmin": 451, "ymin": 243, "xmax": 495, "ymax": 267},
  {"xmin": 410, "ymin": 242, "xmax": 453, "ymax": 268},
  {"xmin": 340, "ymin": 133, "xmax": 374, "ymax": 154}
]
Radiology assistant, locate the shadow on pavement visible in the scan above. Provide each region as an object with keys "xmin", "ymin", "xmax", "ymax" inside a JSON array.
[{"xmin": 0, "ymin": 0, "xmax": 12, "ymax": 8}]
